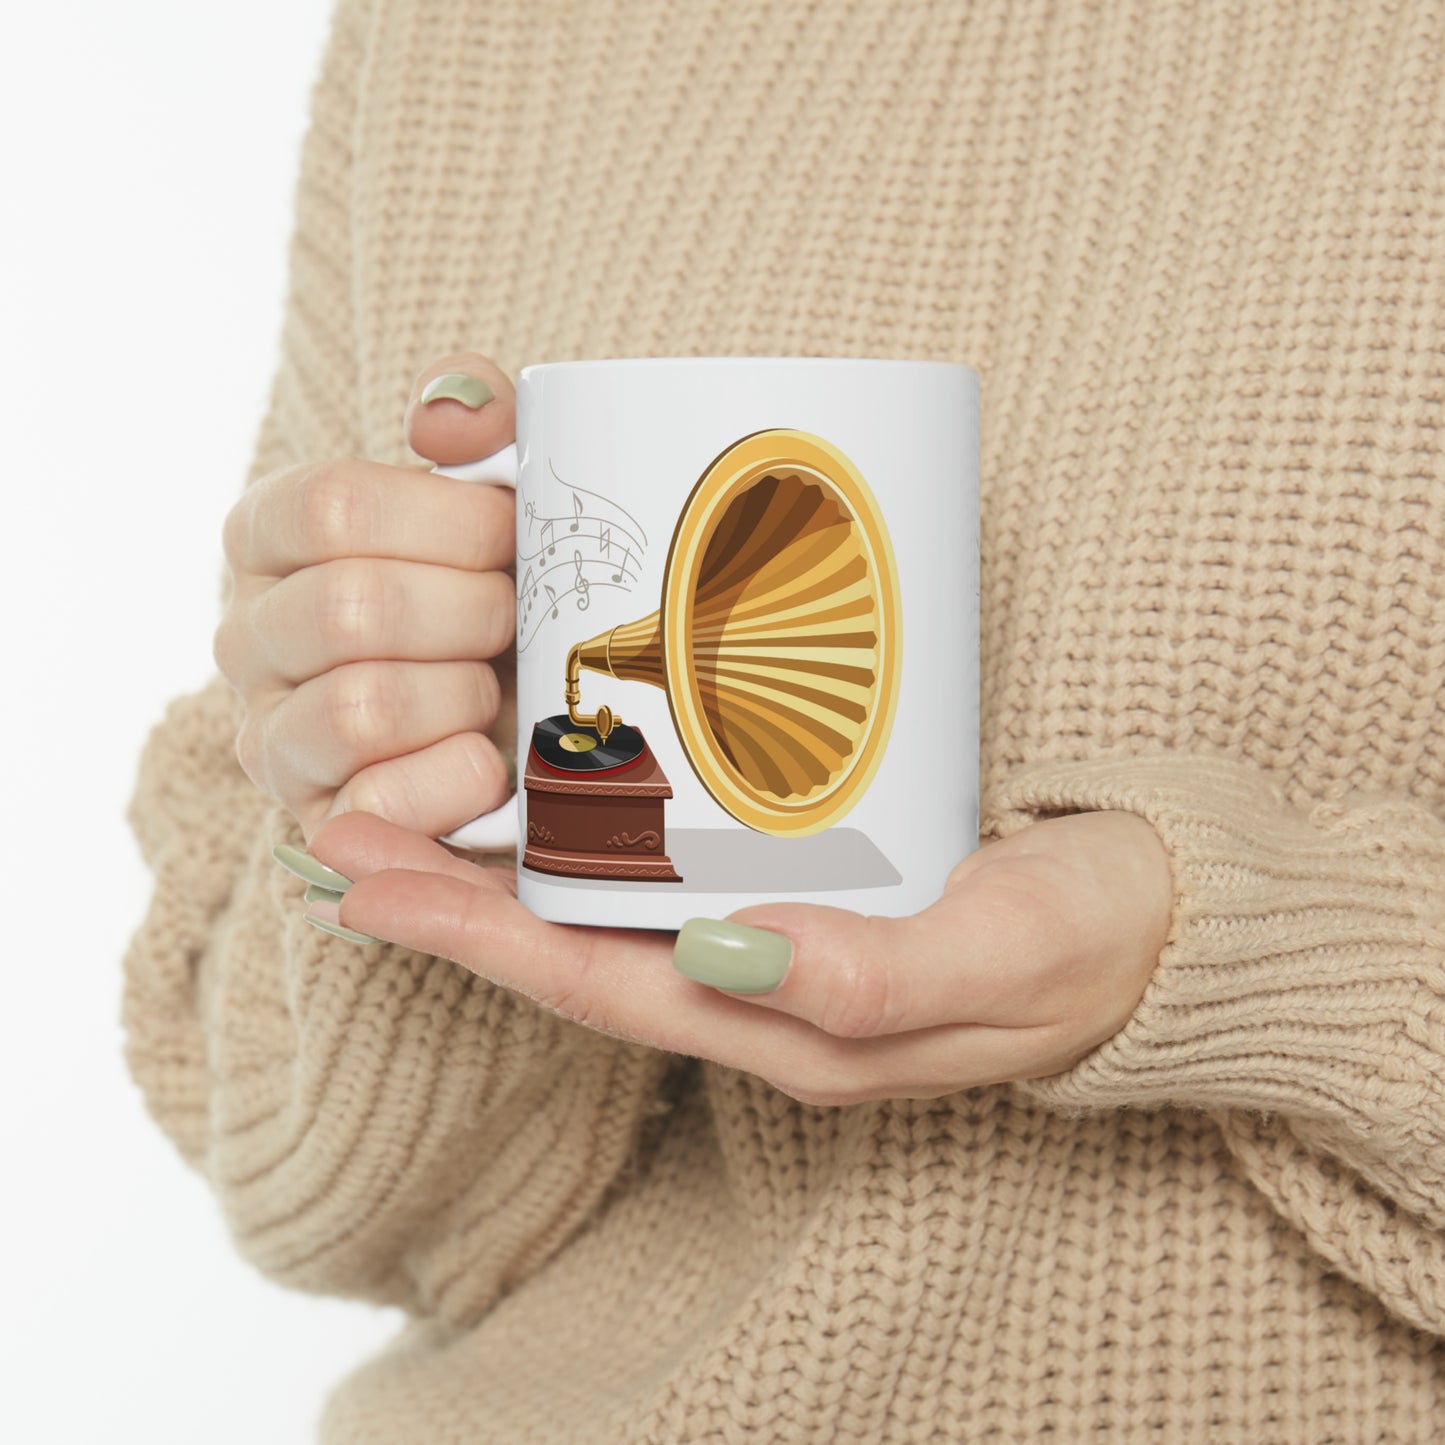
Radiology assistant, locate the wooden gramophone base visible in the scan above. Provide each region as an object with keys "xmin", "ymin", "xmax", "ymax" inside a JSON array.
[
  {"xmin": 521, "ymin": 846, "xmax": 682, "ymax": 882},
  {"xmin": 522, "ymin": 737, "xmax": 683, "ymax": 884}
]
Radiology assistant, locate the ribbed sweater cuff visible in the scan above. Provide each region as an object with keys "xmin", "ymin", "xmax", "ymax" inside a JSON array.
[{"xmin": 985, "ymin": 755, "xmax": 1445, "ymax": 1126}]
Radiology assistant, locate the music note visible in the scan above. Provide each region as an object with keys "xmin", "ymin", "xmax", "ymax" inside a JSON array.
[
  {"xmin": 573, "ymin": 550, "xmax": 590, "ymax": 611},
  {"xmin": 540, "ymin": 518, "xmax": 556, "ymax": 556},
  {"xmin": 598, "ymin": 524, "xmax": 612, "ymax": 559},
  {"xmin": 544, "ymin": 583, "xmax": 559, "ymax": 619},
  {"xmin": 611, "ymin": 544, "xmax": 632, "ymax": 583},
  {"xmin": 525, "ymin": 499, "xmax": 538, "ymax": 532},
  {"xmin": 570, "ymin": 494, "xmax": 583, "ymax": 532}
]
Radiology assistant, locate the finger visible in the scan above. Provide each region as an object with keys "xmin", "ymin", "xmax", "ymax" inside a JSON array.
[
  {"xmin": 252, "ymin": 659, "xmax": 501, "ymax": 806},
  {"xmin": 303, "ymin": 808, "xmax": 510, "ymax": 889},
  {"xmin": 310, "ymin": 814, "xmax": 1057, "ymax": 1102},
  {"xmin": 328, "ymin": 845, "xmax": 804, "ymax": 1060},
  {"xmin": 677, "ymin": 885, "xmax": 1054, "ymax": 1039},
  {"xmin": 231, "ymin": 557, "xmax": 515, "ymax": 689},
  {"xmin": 404, "ymin": 353, "xmax": 517, "ymax": 466},
  {"xmin": 224, "ymin": 455, "xmax": 516, "ymax": 578},
  {"xmin": 317, "ymin": 730, "xmax": 516, "ymax": 843},
  {"xmin": 310, "ymin": 814, "xmax": 828, "ymax": 1059},
  {"xmin": 700, "ymin": 813, "xmax": 1175, "ymax": 1041}
]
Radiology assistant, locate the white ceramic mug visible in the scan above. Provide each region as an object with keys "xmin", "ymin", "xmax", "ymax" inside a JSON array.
[{"xmin": 435, "ymin": 356, "xmax": 978, "ymax": 931}]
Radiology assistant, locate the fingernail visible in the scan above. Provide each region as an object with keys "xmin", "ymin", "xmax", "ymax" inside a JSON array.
[
  {"xmin": 501, "ymin": 745, "xmax": 518, "ymax": 793},
  {"xmin": 421, "ymin": 372, "xmax": 494, "ymax": 409},
  {"xmin": 303, "ymin": 913, "xmax": 383, "ymax": 946},
  {"xmin": 673, "ymin": 918, "xmax": 792, "ymax": 994},
  {"xmin": 304, "ymin": 883, "xmax": 347, "ymax": 906},
  {"xmin": 273, "ymin": 844, "xmax": 353, "ymax": 891}
]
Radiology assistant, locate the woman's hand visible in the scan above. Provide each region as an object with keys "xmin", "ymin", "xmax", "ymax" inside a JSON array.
[
  {"xmin": 294, "ymin": 808, "xmax": 1173, "ymax": 1104},
  {"xmin": 214, "ymin": 353, "xmax": 519, "ymax": 843}
]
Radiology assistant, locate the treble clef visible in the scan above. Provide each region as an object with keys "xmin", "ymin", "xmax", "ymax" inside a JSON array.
[{"xmin": 573, "ymin": 549, "xmax": 590, "ymax": 611}]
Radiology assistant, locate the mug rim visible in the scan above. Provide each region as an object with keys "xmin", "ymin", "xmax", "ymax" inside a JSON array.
[{"xmin": 517, "ymin": 355, "xmax": 979, "ymax": 381}]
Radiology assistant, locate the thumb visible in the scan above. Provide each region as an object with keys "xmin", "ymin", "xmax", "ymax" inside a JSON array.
[
  {"xmin": 671, "ymin": 900, "xmax": 955, "ymax": 1039},
  {"xmin": 404, "ymin": 351, "xmax": 517, "ymax": 466}
]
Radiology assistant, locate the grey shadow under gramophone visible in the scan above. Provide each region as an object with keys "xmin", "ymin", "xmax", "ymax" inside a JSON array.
[{"xmin": 523, "ymin": 827, "xmax": 901, "ymax": 893}]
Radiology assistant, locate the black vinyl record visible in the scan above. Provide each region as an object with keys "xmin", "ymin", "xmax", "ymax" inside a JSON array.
[{"xmin": 530, "ymin": 714, "xmax": 647, "ymax": 773}]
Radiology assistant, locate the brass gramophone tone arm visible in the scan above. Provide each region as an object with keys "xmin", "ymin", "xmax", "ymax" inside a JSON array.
[{"xmin": 565, "ymin": 642, "xmax": 619, "ymax": 742}]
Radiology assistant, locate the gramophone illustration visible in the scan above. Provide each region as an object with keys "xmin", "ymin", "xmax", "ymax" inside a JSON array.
[{"xmin": 522, "ymin": 428, "xmax": 903, "ymax": 885}]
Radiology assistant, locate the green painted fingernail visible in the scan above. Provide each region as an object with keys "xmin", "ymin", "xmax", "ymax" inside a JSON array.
[
  {"xmin": 304, "ymin": 883, "xmax": 347, "ymax": 906},
  {"xmin": 673, "ymin": 918, "xmax": 792, "ymax": 994},
  {"xmin": 273, "ymin": 844, "xmax": 352, "ymax": 891},
  {"xmin": 303, "ymin": 914, "xmax": 383, "ymax": 946},
  {"xmin": 421, "ymin": 372, "xmax": 494, "ymax": 409}
]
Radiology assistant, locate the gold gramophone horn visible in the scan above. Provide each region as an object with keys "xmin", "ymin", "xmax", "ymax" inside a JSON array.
[{"xmin": 563, "ymin": 428, "xmax": 902, "ymax": 836}]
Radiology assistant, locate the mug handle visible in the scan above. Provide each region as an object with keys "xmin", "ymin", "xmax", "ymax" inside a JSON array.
[{"xmin": 430, "ymin": 442, "xmax": 523, "ymax": 852}]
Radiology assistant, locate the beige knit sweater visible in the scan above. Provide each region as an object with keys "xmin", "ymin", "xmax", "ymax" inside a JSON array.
[{"xmin": 123, "ymin": 1, "xmax": 1445, "ymax": 1439}]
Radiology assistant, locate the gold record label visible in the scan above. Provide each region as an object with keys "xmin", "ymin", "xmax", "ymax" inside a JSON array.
[{"xmin": 559, "ymin": 732, "xmax": 599, "ymax": 753}]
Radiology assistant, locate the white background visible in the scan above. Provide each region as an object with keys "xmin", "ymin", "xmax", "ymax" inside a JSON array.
[{"xmin": 0, "ymin": 4, "xmax": 405, "ymax": 1441}]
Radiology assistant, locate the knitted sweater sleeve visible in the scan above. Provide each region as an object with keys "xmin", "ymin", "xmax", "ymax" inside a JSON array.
[
  {"xmin": 986, "ymin": 755, "xmax": 1445, "ymax": 1337},
  {"xmin": 121, "ymin": 0, "xmax": 674, "ymax": 1325}
]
